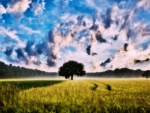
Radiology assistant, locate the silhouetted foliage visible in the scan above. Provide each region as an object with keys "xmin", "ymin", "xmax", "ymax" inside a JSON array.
[
  {"xmin": 86, "ymin": 68, "xmax": 145, "ymax": 78},
  {"xmin": 0, "ymin": 61, "xmax": 57, "ymax": 78},
  {"xmin": 58, "ymin": 60, "xmax": 86, "ymax": 80},
  {"xmin": 142, "ymin": 70, "xmax": 150, "ymax": 78}
]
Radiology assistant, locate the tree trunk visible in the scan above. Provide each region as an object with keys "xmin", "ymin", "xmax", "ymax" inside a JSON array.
[{"xmin": 71, "ymin": 75, "xmax": 73, "ymax": 80}]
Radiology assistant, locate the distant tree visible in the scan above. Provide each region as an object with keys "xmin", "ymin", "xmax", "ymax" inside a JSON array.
[
  {"xmin": 142, "ymin": 70, "xmax": 150, "ymax": 79},
  {"xmin": 58, "ymin": 60, "xmax": 86, "ymax": 80}
]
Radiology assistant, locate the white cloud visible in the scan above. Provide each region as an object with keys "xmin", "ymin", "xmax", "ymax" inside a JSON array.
[
  {"xmin": 7, "ymin": 0, "xmax": 31, "ymax": 19},
  {"xmin": 0, "ymin": 4, "xmax": 6, "ymax": 17},
  {"xmin": 85, "ymin": 0, "xmax": 110, "ymax": 11},
  {"xmin": 60, "ymin": 32, "xmax": 73, "ymax": 48},
  {"xmin": 19, "ymin": 25, "xmax": 41, "ymax": 34},
  {"xmin": 31, "ymin": 0, "xmax": 45, "ymax": 16},
  {"xmin": 137, "ymin": 0, "xmax": 150, "ymax": 10},
  {"xmin": 0, "ymin": 27, "xmax": 25, "ymax": 47},
  {"xmin": 60, "ymin": 13, "xmax": 71, "ymax": 21}
]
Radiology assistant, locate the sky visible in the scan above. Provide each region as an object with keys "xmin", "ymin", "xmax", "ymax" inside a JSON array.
[{"xmin": 0, "ymin": 0, "xmax": 150, "ymax": 72}]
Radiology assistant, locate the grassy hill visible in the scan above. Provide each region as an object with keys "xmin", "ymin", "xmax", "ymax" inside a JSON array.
[{"xmin": 0, "ymin": 79, "xmax": 150, "ymax": 113}]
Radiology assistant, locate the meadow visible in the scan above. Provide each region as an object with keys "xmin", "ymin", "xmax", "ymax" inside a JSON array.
[{"xmin": 0, "ymin": 79, "xmax": 150, "ymax": 113}]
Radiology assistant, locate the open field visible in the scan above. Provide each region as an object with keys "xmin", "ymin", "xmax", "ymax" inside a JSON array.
[{"xmin": 0, "ymin": 79, "xmax": 150, "ymax": 113}]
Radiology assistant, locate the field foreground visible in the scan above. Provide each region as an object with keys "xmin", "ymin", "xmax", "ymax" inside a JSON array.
[{"xmin": 0, "ymin": 79, "xmax": 150, "ymax": 113}]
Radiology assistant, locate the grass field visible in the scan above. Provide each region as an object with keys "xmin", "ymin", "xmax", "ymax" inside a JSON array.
[{"xmin": 0, "ymin": 79, "xmax": 150, "ymax": 113}]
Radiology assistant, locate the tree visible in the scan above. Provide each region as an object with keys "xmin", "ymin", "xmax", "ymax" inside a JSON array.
[
  {"xmin": 58, "ymin": 60, "xmax": 86, "ymax": 80},
  {"xmin": 142, "ymin": 70, "xmax": 150, "ymax": 79}
]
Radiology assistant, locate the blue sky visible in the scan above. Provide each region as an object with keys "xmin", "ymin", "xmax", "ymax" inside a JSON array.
[{"xmin": 0, "ymin": 0, "xmax": 150, "ymax": 72}]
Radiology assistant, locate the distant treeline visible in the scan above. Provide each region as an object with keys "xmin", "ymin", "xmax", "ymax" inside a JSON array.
[
  {"xmin": 0, "ymin": 61, "xmax": 57, "ymax": 78},
  {"xmin": 0, "ymin": 61, "xmax": 148, "ymax": 78},
  {"xmin": 86, "ymin": 68, "xmax": 144, "ymax": 78}
]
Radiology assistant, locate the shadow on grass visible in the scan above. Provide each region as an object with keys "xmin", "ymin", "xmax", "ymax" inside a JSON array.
[
  {"xmin": 91, "ymin": 81, "xmax": 112, "ymax": 91},
  {"xmin": 0, "ymin": 80, "xmax": 64, "ymax": 90},
  {"xmin": 91, "ymin": 83, "xmax": 99, "ymax": 91}
]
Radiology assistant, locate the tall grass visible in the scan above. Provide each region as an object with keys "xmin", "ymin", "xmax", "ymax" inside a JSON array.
[{"xmin": 0, "ymin": 79, "xmax": 150, "ymax": 113}]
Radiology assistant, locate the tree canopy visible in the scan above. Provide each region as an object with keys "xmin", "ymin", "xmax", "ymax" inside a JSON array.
[{"xmin": 58, "ymin": 60, "xmax": 86, "ymax": 80}]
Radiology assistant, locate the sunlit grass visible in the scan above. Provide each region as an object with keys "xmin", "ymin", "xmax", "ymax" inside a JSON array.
[{"xmin": 0, "ymin": 79, "xmax": 150, "ymax": 113}]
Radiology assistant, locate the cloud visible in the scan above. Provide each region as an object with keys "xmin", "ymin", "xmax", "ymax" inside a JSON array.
[
  {"xmin": 4, "ymin": 46, "xmax": 14, "ymax": 56},
  {"xmin": 15, "ymin": 48, "xmax": 29, "ymax": 64},
  {"xmin": 7, "ymin": 0, "xmax": 31, "ymax": 19},
  {"xmin": 86, "ymin": 45, "xmax": 91, "ymax": 55},
  {"xmin": 31, "ymin": 0, "xmax": 45, "ymax": 16},
  {"xmin": 85, "ymin": 0, "xmax": 110, "ymax": 11},
  {"xmin": 124, "ymin": 43, "xmax": 128, "ymax": 51},
  {"xmin": 0, "ymin": 4, "xmax": 6, "ymax": 17},
  {"xmin": 101, "ymin": 8, "xmax": 112, "ymax": 29},
  {"xmin": 47, "ymin": 57, "xmax": 56, "ymax": 67},
  {"xmin": 35, "ymin": 40, "xmax": 48, "ymax": 55},
  {"xmin": 95, "ymin": 31, "xmax": 107, "ymax": 43},
  {"xmin": 19, "ymin": 25, "xmax": 41, "ymax": 34},
  {"xmin": 100, "ymin": 58, "xmax": 111, "ymax": 67},
  {"xmin": 0, "ymin": 27, "xmax": 25, "ymax": 47},
  {"xmin": 137, "ymin": 0, "xmax": 150, "ymax": 10},
  {"xmin": 24, "ymin": 41, "xmax": 36, "ymax": 57}
]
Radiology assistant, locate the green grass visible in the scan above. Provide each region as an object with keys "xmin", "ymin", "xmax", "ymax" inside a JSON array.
[{"xmin": 0, "ymin": 79, "xmax": 150, "ymax": 113}]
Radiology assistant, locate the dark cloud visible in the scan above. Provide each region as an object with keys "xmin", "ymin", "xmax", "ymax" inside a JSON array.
[
  {"xmin": 47, "ymin": 57, "xmax": 55, "ymax": 67},
  {"xmin": 15, "ymin": 48, "xmax": 28, "ymax": 63},
  {"xmin": 127, "ymin": 29, "xmax": 132, "ymax": 39},
  {"xmin": 33, "ymin": 60, "xmax": 41, "ymax": 65},
  {"xmin": 64, "ymin": 20, "xmax": 74, "ymax": 26},
  {"xmin": 35, "ymin": 40, "xmax": 57, "ymax": 67},
  {"xmin": 86, "ymin": 45, "xmax": 91, "ymax": 55},
  {"xmin": 82, "ymin": 21, "xmax": 86, "ymax": 27},
  {"xmin": 77, "ymin": 15, "xmax": 84, "ymax": 26},
  {"xmin": 90, "ymin": 24, "xmax": 98, "ymax": 31},
  {"xmin": 121, "ymin": 15, "xmax": 129, "ymax": 30},
  {"xmin": 4, "ymin": 46, "xmax": 14, "ymax": 56},
  {"xmin": 124, "ymin": 43, "xmax": 128, "ymax": 51},
  {"xmin": 112, "ymin": 35, "xmax": 118, "ymax": 41},
  {"xmin": 60, "ymin": 23, "xmax": 64, "ymax": 27},
  {"xmin": 102, "ymin": 8, "xmax": 112, "ymax": 29},
  {"xmin": 77, "ymin": 15, "xmax": 84, "ymax": 21},
  {"xmin": 35, "ymin": 41, "xmax": 48, "ymax": 55},
  {"xmin": 48, "ymin": 29, "xmax": 55, "ymax": 43},
  {"xmin": 100, "ymin": 58, "xmax": 111, "ymax": 67},
  {"xmin": 95, "ymin": 31, "xmax": 106, "ymax": 43},
  {"xmin": 134, "ymin": 58, "xmax": 149, "ymax": 64},
  {"xmin": 51, "ymin": 53, "xmax": 57, "ymax": 60},
  {"xmin": 24, "ymin": 41, "xmax": 36, "ymax": 56},
  {"xmin": 71, "ymin": 32, "xmax": 74, "ymax": 38},
  {"xmin": 15, "ymin": 38, "xmax": 57, "ymax": 67},
  {"xmin": 92, "ymin": 53, "xmax": 97, "ymax": 56}
]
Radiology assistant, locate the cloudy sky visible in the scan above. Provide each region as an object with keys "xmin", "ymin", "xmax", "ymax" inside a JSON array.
[{"xmin": 0, "ymin": 0, "xmax": 150, "ymax": 72}]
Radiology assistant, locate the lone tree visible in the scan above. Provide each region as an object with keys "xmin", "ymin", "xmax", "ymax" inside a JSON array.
[{"xmin": 58, "ymin": 60, "xmax": 86, "ymax": 80}]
